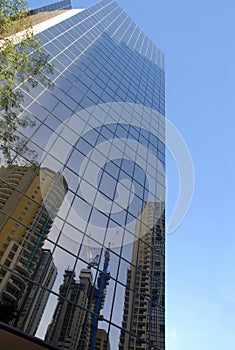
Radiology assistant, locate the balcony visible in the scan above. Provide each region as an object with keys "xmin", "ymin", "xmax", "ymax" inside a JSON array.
[
  {"xmin": 12, "ymin": 273, "xmax": 26, "ymax": 287},
  {"xmin": 8, "ymin": 278, "xmax": 21, "ymax": 292},
  {"xmin": 2, "ymin": 290, "xmax": 17, "ymax": 303},
  {"xmin": 0, "ymin": 191, "xmax": 12, "ymax": 200},
  {"xmin": 8, "ymin": 172, "xmax": 24, "ymax": 180},
  {"xmin": 15, "ymin": 262, "xmax": 30, "ymax": 277}
]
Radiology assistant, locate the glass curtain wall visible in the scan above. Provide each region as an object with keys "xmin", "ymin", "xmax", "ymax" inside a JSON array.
[{"xmin": 0, "ymin": 1, "xmax": 165, "ymax": 349}]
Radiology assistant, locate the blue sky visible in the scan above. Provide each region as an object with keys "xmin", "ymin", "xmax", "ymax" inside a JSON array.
[{"xmin": 27, "ymin": 0, "xmax": 235, "ymax": 349}]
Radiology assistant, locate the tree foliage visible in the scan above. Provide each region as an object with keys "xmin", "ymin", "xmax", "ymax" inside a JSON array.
[{"xmin": 0, "ymin": 0, "xmax": 53, "ymax": 165}]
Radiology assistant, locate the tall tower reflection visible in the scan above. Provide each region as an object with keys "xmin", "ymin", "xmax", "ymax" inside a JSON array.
[{"xmin": 119, "ymin": 202, "xmax": 165, "ymax": 350}]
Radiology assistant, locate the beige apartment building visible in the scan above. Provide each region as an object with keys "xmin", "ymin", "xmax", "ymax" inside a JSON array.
[
  {"xmin": 0, "ymin": 166, "xmax": 67, "ymax": 319},
  {"xmin": 119, "ymin": 201, "xmax": 165, "ymax": 350}
]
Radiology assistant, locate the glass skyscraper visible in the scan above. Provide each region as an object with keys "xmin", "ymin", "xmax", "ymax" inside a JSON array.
[{"xmin": 0, "ymin": 1, "xmax": 165, "ymax": 349}]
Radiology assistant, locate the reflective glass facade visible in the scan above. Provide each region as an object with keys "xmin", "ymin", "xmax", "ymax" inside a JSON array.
[
  {"xmin": 0, "ymin": 1, "xmax": 165, "ymax": 349},
  {"xmin": 29, "ymin": 0, "xmax": 72, "ymax": 15}
]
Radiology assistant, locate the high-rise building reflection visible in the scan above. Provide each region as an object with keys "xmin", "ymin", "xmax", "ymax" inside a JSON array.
[
  {"xmin": 119, "ymin": 202, "xmax": 165, "ymax": 350},
  {"xmin": 45, "ymin": 250, "xmax": 111, "ymax": 350},
  {"xmin": 0, "ymin": 0, "xmax": 165, "ymax": 348},
  {"xmin": 0, "ymin": 166, "xmax": 68, "ymax": 329},
  {"xmin": 16, "ymin": 249, "xmax": 57, "ymax": 335}
]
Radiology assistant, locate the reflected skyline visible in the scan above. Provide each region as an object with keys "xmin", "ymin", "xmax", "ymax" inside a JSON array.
[{"xmin": 0, "ymin": 1, "xmax": 166, "ymax": 349}]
